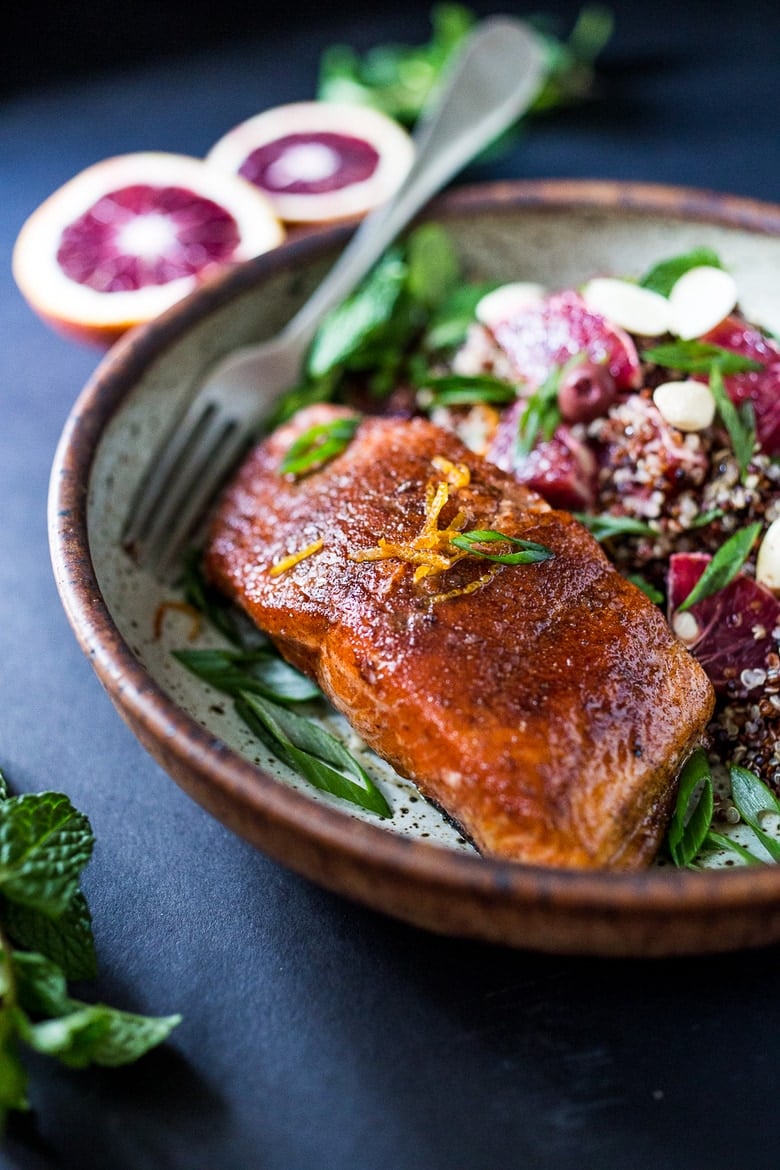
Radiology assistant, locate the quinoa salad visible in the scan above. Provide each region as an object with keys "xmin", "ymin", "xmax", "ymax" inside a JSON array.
[
  {"xmin": 180, "ymin": 230, "xmax": 780, "ymax": 865},
  {"xmin": 424, "ymin": 249, "xmax": 780, "ymax": 820}
]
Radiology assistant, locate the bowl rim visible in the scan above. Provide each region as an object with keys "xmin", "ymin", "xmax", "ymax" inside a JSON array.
[{"xmin": 48, "ymin": 178, "xmax": 780, "ymax": 926}]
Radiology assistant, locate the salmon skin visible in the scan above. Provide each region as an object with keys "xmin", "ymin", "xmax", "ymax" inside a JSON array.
[{"xmin": 204, "ymin": 405, "xmax": 715, "ymax": 870}]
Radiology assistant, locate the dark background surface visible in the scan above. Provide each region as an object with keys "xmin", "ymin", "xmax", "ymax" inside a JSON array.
[{"xmin": 2, "ymin": 1, "xmax": 780, "ymax": 1167}]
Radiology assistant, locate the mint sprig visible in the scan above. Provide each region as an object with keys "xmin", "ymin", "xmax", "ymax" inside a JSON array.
[
  {"xmin": 317, "ymin": 3, "xmax": 613, "ymax": 130},
  {"xmin": 0, "ymin": 771, "xmax": 180, "ymax": 1128}
]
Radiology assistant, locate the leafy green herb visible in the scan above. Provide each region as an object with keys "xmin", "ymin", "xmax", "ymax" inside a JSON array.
[
  {"xmin": 237, "ymin": 693, "xmax": 391, "ymax": 818},
  {"xmin": 450, "ymin": 529, "xmax": 554, "ymax": 564},
  {"xmin": 627, "ymin": 573, "xmax": 664, "ymax": 604},
  {"xmin": 573, "ymin": 512, "xmax": 656, "ymax": 541},
  {"xmin": 531, "ymin": 4, "xmax": 614, "ymax": 113},
  {"xmin": 639, "ymin": 247, "xmax": 724, "ymax": 297},
  {"xmin": 417, "ymin": 372, "xmax": 518, "ymax": 407},
  {"xmin": 688, "ymin": 508, "xmax": 723, "ymax": 529},
  {"xmin": 666, "ymin": 748, "xmax": 713, "ymax": 867},
  {"xmin": 405, "ymin": 223, "xmax": 460, "ymax": 310},
  {"xmin": 306, "ymin": 252, "xmax": 408, "ymax": 380},
  {"xmin": 729, "ymin": 765, "xmax": 780, "ymax": 862},
  {"xmin": 300, "ymin": 222, "xmax": 468, "ymax": 407},
  {"xmin": 641, "ymin": 340, "xmax": 764, "ymax": 376},
  {"xmin": 318, "ymin": 4, "xmax": 612, "ymax": 132},
  {"xmin": 423, "ymin": 282, "xmax": 500, "ymax": 352},
  {"xmin": 173, "ymin": 647, "xmax": 320, "ymax": 704},
  {"xmin": 676, "ymin": 521, "xmax": 761, "ymax": 612},
  {"xmin": 0, "ymin": 771, "xmax": 179, "ymax": 1128},
  {"xmin": 318, "ymin": 4, "xmax": 474, "ymax": 126},
  {"xmin": 516, "ymin": 367, "xmax": 561, "ymax": 457},
  {"xmin": 263, "ymin": 370, "xmax": 340, "ymax": 433},
  {"xmin": 665, "ymin": 758, "xmax": 780, "ymax": 870},
  {"xmin": 279, "ymin": 415, "xmax": 361, "ymax": 477},
  {"xmin": 177, "ymin": 550, "xmax": 263, "ymax": 648},
  {"xmin": 702, "ymin": 829, "xmax": 764, "ymax": 866},
  {"xmin": 708, "ymin": 363, "xmax": 757, "ymax": 479},
  {"xmin": 173, "ymin": 577, "xmax": 389, "ymax": 817}
]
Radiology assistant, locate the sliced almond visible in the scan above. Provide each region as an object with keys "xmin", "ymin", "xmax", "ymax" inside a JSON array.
[
  {"xmin": 652, "ymin": 380, "xmax": 716, "ymax": 432},
  {"xmin": 475, "ymin": 282, "xmax": 546, "ymax": 328},
  {"xmin": 668, "ymin": 266, "xmax": 738, "ymax": 340},
  {"xmin": 756, "ymin": 517, "xmax": 780, "ymax": 594},
  {"xmin": 582, "ymin": 277, "xmax": 670, "ymax": 336}
]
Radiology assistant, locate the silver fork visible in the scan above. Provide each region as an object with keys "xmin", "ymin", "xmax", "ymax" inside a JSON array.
[{"xmin": 123, "ymin": 17, "xmax": 545, "ymax": 578}]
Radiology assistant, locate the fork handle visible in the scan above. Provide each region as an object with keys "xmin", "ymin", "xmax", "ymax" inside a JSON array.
[{"xmin": 280, "ymin": 17, "xmax": 545, "ymax": 349}]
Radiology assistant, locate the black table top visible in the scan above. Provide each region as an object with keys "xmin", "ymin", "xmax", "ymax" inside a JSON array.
[{"xmin": 3, "ymin": 2, "xmax": 780, "ymax": 1167}]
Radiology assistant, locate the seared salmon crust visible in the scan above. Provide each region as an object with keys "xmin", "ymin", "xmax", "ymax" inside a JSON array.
[{"xmin": 204, "ymin": 405, "xmax": 715, "ymax": 869}]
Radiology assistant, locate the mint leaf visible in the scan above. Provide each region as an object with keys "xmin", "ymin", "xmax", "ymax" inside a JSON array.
[
  {"xmin": 306, "ymin": 250, "xmax": 408, "ymax": 378},
  {"xmin": 405, "ymin": 223, "xmax": 460, "ymax": 310},
  {"xmin": 317, "ymin": 4, "xmax": 475, "ymax": 125},
  {"xmin": 423, "ymin": 281, "xmax": 499, "ymax": 351},
  {"xmin": 0, "ymin": 1017, "xmax": 28, "ymax": 1115},
  {"xmin": 0, "ymin": 793, "xmax": 93, "ymax": 917},
  {"xmin": 11, "ymin": 950, "xmax": 71, "ymax": 1018},
  {"xmin": 639, "ymin": 247, "xmax": 724, "ymax": 296},
  {"xmin": 3, "ymin": 890, "xmax": 96, "ymax": 981},
  {"xmin": 23, "ymin": 1003, "xmax": 182, "ymax": 1069},
  {"xmin": 0, "ymin": 771, "xmax": 8, "ymax": 803}
]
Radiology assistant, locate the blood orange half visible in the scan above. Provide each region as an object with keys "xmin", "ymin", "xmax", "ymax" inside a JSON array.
[
  {"xmin": 668, "ymin": 551, "xmax": 780, "ymax": 695},
  {"xmin": 12, "ymin": 152, "xmax": 285, "ymax": 346},
  {"xmin": 206, "ymin": 102, "xmax": 414, "ymax": 224}
]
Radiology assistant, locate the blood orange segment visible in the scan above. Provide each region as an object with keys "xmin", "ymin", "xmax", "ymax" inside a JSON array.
[
  {"xmin": 487, "ymin": 403, "xmax": 597, "ymax": 510},
  {"xmin": 703, "ymin": 316, "xmax": 780, "ymax": 455},
  {"xmin": 12, "ymin": 152, "xmax": 285, "ymax": 346},
  {"xmin": 668, "ymin": 551, "xmax": 780, "ymax": 695},
  {"xmin": 206, "ymin": 102, "xmax": 414, "ymax": 224},
  {"xmin": 488, "ymin": 290, "xmax": 642, "ymax": 392}
]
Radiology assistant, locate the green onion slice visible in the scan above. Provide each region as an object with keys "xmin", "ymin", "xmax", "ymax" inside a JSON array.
[
  {"xmin": 676, "ymin": 521, "xmax": 761, "ymax": 612},
  {"xmin": 450, "ymin": 529, "xmax": 554, "ymax": 564}
]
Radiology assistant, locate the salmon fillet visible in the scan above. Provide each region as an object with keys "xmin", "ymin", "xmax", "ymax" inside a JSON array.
[{"xmin": 204, "ymin": 405, "xmax": 715, "ymax": 869}]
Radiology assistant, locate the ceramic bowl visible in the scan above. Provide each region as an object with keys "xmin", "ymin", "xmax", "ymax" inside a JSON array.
[{"xmin": 49, "ymin": 179, "xmax": 780, "ymax": 957}]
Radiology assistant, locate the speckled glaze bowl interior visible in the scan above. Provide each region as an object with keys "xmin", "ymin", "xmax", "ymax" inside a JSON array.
[{"xmin": 49, "ymin": 180, "xmax": 780, "ymax": 956}]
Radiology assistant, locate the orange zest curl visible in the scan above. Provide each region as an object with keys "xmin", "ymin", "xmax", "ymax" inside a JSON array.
[
  {"xmin": 269, "ymin": 537, "xmax": 324, "ymax": 578},
  {"xmin": 153, "ymin": 600, "xmax": 202, "ymax": 641},
  {"xmin": 349, "ymin": 457, "xmax": 498, "ymax": 603}
]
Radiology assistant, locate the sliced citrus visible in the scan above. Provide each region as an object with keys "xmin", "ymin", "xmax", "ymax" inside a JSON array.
[
  {"xmin": 487, "ymin": 403, "xmax": 598, "ymax": 510},
  {"xmin": 488, "ymin": 290, "xmax": 642, "ymax": 391},
  {"xmin": 206, "ymin": 101, "xmax": 414, "ymax": 224},
  {"xmin": 12, "ymin": 152, "xmax": 285, "ymax": 345},
  {"xmin": 668, "ymin": 551, "xmax": 780, "ymax": 695}
]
